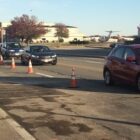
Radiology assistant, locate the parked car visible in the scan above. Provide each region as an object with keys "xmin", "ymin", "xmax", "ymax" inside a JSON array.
[
  {"xmin": 1, "ymin": 42, "xmax": 24, "ymax": 59},
  {"xmin": 0, "ymin": 43, "xmax": 3, "ymax": 54},
  {"xmin": 103, "ymin": 44, "xmax": 140, "ymax": 91},
  {"xmin": 21, "ymin": 45, "xmax": 57, "ymax": 65}
]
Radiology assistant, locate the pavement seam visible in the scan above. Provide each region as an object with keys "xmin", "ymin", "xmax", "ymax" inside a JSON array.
[{"xmin": 0, "ymin": 108, "xmax": 36, "ymax": 140}]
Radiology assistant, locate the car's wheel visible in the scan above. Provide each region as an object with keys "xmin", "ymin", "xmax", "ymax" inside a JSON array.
[
  {"xmin": 21, "ymin": 57, "xmax": 25, "ymax": 65},
  {"xmin": 21, "ymin": 59, "xmax": 25, "ymax": 65},
  {"xmin": 51, "ymin": 59, "xmax": 57, "ymax": 65},
  {"xmin": 104, "ymin": 70, "xmax": 113, "ymax": 85},
  {"xmin": 136, "ymin": 76, "xmax": 140, "ymax": 91},
  {"xmin": 5, "ymin": 52, "xmax": 10, "ymax": 59},
  {"xmin": 3, "ymin": 55, "xmax": 8, "ymax": 60}
]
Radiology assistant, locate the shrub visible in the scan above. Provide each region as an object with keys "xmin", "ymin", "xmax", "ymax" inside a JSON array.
[{"xmin": 69, "ymin": 40, "xmax": 89, "ymax": 45}]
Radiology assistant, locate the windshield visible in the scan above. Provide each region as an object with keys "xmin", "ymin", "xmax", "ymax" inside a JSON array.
[
  {"xmin": 7, "ymin": 43, "xmax": 21, "ymax": 49},
  {"xmin": 30, "ymin": 46, "xmax": 50, "ymax": 53}
]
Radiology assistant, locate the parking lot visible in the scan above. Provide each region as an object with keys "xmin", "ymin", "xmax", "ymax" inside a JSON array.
[
  {"xmin": 0, "ymin": 82, "xmax": 140, "ymax": 140},
  {"xmin": 0, "ymin": 47, "xmax": 140, "ymax": 140}
]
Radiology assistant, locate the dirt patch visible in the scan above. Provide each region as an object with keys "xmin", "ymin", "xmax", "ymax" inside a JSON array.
[
  {"xmin": 42, "ymin": 97, "xmax": 57, "ymax": 102},
  {"xmin": 73, "ymin": 103, "xmax": 86, "ymax": 105},
  {"xmin": 8, "ymin": 113, "xmax": 53, "ymax": 135},
  {"xmin": 101, "ymin": 138, "xmax": 110, "ymax": 140},
  {"xmin": 60, "ymin": 104, "xmax": 74, "ymax": 112},
  {"xmin": 46, "ymin": 120, "xmax": 93, "ymax": 136},
  {"xmin": 46, "ymin": 120, "xmax": 74, "ymax": 135},
  {"xmin": 73, "ymin": 123, "xmax": 93, "ymax": 132},
  {"xmin": 6, "ymin": 106, "xmax": 47, "ymax": 113},
  {"xmin": 61, "ymin": 104, "xmax": 66, "ymax": 108},
  {"xmin": 64, "ymin": 107, "xmax": 73, "ymax": 112},
  {"xmin": 0, "ymin": 98, "xmax": 14, "ymax": 106}
]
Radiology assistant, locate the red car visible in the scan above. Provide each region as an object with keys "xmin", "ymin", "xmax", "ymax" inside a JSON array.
[{"xmin": 103, "ymin": 44, "xmax": 140, "ymax": 91}]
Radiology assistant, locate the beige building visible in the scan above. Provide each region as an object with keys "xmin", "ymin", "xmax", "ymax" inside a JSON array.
[
  {"xmin": 34, "ymin": 23, "xmax": 85, "ymax": 43},
  {"xmin": 2, "ymin": 22, "xmax": 85, "ymax": 43},
  {"xmin": 1, "ymin": 22, "xmax": 11, "ymax": 28}
]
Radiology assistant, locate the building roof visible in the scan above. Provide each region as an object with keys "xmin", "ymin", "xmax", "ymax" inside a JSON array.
[{"xmin": 2, "ymin": 22, "xmax": 77, "ymax": 28}]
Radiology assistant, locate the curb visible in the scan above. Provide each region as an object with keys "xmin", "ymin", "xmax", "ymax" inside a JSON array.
[{"xmin": 0, "ymin": 108, "xmax": 36, "ymax": 140}]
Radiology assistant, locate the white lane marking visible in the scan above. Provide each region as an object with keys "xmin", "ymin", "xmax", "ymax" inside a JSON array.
[
  {"xmin": 0, "ymin": 83, "xmax": 22, "ymax": 85},
  {"xmin": 0, "ymin": 108, "xmax": 36, "ymax": 140},
  {"xmin": 85, "ymin": 60, "xmax": 103, "ymax": 64},
  {"xmin": 36, "ymin": 72, "xmax": 54, "ymax": 78}
]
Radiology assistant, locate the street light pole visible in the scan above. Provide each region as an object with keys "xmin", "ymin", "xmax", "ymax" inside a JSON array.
[
  {"xmin": 0, "ymin": 22, "xmax": 3, "ymax": 46},
  {"xmin": 1, "ymin": 28, "xmax": 3, "ymax": 44}
]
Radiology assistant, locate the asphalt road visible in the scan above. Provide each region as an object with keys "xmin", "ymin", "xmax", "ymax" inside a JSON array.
[{"xmin": 0, "ymin": 47, "xmax": 140, "ymax": 140}]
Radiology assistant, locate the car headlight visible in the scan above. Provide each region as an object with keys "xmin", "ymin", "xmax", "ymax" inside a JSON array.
[
  {"xmin": 31, "ymin": 55, "xmax": 39, "ymax": 58},
  {"xmin": 9, "ymin": 50, "xmax": 15, "ymax": 52},
  {"xmin": 19, "ymin": 49, "xmax": 24, "ymax": 52}
]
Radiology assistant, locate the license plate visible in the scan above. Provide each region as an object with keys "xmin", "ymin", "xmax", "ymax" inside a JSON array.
[
  {"xmin": 15, "ymin": 53, "xmax": 20, "ymax": 56},
  {"xmin": 42, "ymin": 59, "xmax": 52, "ymax": 62}
]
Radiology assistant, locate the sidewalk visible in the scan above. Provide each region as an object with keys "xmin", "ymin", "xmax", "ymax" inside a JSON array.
[{"xmin": 0, "ymin": 108, "xmax": 35, "ymax": 140}]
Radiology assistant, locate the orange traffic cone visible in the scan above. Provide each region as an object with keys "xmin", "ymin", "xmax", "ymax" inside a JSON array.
[
  {"xmin": 70, "ymin": 67, "xmax": 78, "ymax": 88},
  {"xmin": 27, "ymin": 59, "xmax": 33, "ymax": 74},
  {"xmin": 0, "ymin": 55, "xmax": 4, "ymax": 65},
  {"xmin": 11, "ymin": 57, "xmax": 16, "ymax": 69}
]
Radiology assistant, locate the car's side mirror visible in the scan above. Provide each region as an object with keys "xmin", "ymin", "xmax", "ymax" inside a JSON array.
[{"xmin": 126, "ymin": 56, "xmax": 136, "ymax": 63}]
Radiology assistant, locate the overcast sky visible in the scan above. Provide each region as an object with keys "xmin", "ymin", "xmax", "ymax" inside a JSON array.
[{"xmin": 0, "ymin": 0, "xmax": 140, "ymax": 36}]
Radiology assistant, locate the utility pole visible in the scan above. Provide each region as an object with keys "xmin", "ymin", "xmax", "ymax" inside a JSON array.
[
  {"xmin": 0, "ymin": 22, "xmax": 3, "ymax": 46},
  {"xmin": 137, "ymin": 25, "xmax": 140, "ymax": 37}
]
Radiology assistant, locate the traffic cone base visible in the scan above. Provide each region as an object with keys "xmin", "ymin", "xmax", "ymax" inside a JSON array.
[
  {"xmin": 70, "ymin": 67, "xmax": 78, "ymax": 88},
  {"xmin": 70, "ymin": 78, "xmax": 78, "ymax": 88},
  {"xmin": 28, "ymin": 59, "xmax": 33, "ymax": 74}
]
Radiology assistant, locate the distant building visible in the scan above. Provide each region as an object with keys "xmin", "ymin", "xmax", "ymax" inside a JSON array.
[
  {"xmin": 1, "ymin": 22, "xmax": 85, "ymax": 43},
  {"xmin": 34, "ymin": 23, "xmax": 85, "ymax": 43},
  {"xmin": 1, "ymin": 22, "xmax": 11, "ymax": 28},
  {"xmin": 83, "ymin": 35, "xmax": 118, "ymax": 43}
]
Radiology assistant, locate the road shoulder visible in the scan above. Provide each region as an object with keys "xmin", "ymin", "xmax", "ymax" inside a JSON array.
[{"xmin": 0, "ymin": 108, "xmax": 36, "ymax": 140}]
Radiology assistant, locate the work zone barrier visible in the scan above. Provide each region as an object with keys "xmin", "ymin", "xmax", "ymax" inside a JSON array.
[{"xmin": 70, "ymin": 67, "xmax": 78, "ymax": 88}]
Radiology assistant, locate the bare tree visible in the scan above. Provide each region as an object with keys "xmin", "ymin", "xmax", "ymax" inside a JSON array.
[
  {"xmin": 0, "ymin": 30, "xmax": 1, "ymax": 42},
  {"xmin": 6, "ymin": 14, "xmax": 48, "ymax": 43},
  {"xmin": 55, "ymin": 23, "xmax": 69, "ymax": 42}
]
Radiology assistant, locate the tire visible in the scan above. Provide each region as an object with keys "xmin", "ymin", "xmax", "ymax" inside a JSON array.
[
  {"xmin": 21, "ymin": 57, "xmax": 25, "ymax": 65},
  {"xmin": 104, "ymin": 70, "xmax": 113, "ymax": 86},
  {"xmin": 51, "ymin": 59, "xmax": 57, "ymax": 65},
  {"xmin": 5, "ymin": 52, "xmax": 10, "ymax": 59},
  {"xmin": 136, "ymin": 76, "xmax": 140, "ymax": 91},
  {"xmin": 3, "ymin": 55, "xmax": 8, "ymax": 60},
  {"xmin": 21, "ymin": 60, "xmax": 25, "ymax": 65}
]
